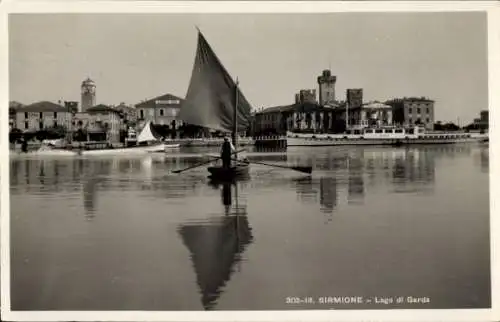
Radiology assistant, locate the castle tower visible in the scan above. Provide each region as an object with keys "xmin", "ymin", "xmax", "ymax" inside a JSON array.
[
  {"xmin": 81, "ymin": 77, "xmax": 96, "ymax": 112},
  {"xmin": 317, "ymin": 69, "xmax": 337, "ymax": 105}
]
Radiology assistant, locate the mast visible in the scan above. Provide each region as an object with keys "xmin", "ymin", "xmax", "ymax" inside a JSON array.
[{"xmin": 233, "ymin": 78, "xmax": 239, "ymax": 159}]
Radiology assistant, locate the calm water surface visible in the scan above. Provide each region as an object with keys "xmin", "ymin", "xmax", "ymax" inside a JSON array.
[{"xmin": 10, "ymin": 145, "xmax": 490, "ymax": 310}]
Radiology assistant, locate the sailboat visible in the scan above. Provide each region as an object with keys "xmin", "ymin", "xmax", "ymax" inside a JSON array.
[{"xmin": 179, "ymin": 29, "xmax": 253, "ymax": 181}]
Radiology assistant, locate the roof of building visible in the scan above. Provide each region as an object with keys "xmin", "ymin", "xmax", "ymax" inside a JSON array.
[
  {"xmin": 135, "ymin": 93, "xmax": 184, "ymax": 108},
  {"xmin": 386, "ymin": 97, "xmax": 435, "ymax": 103},
  {"xmin": 255, "ymin": 104, "xmax": 295, "ymax": 114},
  {"xmin": 9, "ymin": 101, "xmax": 24, "ymax": 109},
  {"xmin": 82, "ymin": 77, "xmax": 95, "ymax": 85},
  {"xmin": 362, "ymin": 102, "xmax": 392, "ymax": 109},
  {"xmin": 115, "ymin": 103, "xmax": 135, "ymax": 110},
  {"xmin": 16, "ymin": 101, "xmax": 68, "ymax": 112},
  {"xmin": 87, "ymin": 104, "xmax": 120, "ymax": 113},
  {"xmin": 256, "ymin": 102, "xmax": 333, "ymax": 115}
]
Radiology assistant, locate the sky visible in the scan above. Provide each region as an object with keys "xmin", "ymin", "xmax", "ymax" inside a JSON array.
[{"xmin": 9, "ymin": 12, "xmax": 488, "ymax": 124}]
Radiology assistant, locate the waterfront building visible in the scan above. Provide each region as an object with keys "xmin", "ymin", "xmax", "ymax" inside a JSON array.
[
  {"xmin": 472, "ymin": 110, "xmax": 488, "ymax": 129},
  {"xmin": 480, "ymin": 110, "xmax": 489, "ymax": 125},
  {"xmin": 73, "ymin": 104, "xmax": 122, "ymax": 142},
  {"xmin": 9, "ymin": 101, "xmax": 23, "ymax": 130},
  {"xmin": 114, "ymin": 102, "xmax": 137, "ymax": 126},
  {"xmin": 317, "ymin": 69, "xmax": 337, "ymax": 105},
  {"xmin": 64, "ymin": 101, "xmax": 79, "ymax": 114},
  {"xmin": 135, "ymin": 93, "xmax": 184, "ymax": 127},
  {"xmin": 14, "ymin": 101, "xmax": 72, "ymax": 132},
  {"xmin": 358, "ymin": 101, "xmax": 393, "ymax": 127},
  {"xmin": 254, "ymin": 101, "xmax": 339, "ymax": 135},
  {"xmin": 254, "ymin": 99, "xmax": 396, "ymax": 135},
  {"xmin": 386, "ymin": 97, "xmax": 435, "ymax": 130},
  {"xmin": 81, "ymin": 78, "xmax": 96, "ymax": 113}
]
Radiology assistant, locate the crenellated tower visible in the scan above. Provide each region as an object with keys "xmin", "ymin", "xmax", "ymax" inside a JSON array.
[{"xmin": 317, "ymin": 69, "xmax": 336, "ymax": 105}]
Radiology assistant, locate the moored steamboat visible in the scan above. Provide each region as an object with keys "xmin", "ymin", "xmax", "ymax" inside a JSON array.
[{"xmin": 286, "ymin": 125, "xmax": 488, "ymax": 147}]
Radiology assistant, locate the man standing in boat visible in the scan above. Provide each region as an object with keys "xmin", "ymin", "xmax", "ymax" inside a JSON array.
[{"xmin": 221, "ymin": 136, "xmax": 235, "ymax": 169}]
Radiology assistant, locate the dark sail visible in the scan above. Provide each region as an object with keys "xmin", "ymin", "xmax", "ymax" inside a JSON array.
[{"xmin": 179, "ymin": 30, "xmax": 253, "ymax": 133}]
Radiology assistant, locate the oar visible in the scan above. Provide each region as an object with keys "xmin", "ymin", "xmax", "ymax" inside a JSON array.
[
  {"xmin": 172, "ymin": 148, "xmax": 246, "ymax": 174},
  {"xmin": 231, "ymin": 158, "xmax": 312, "ymax": 174}
]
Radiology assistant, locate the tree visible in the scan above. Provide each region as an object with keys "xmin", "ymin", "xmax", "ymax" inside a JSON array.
[{"xmin": 9, "ymin": 128, "xmax": 23, "ymax": 143}]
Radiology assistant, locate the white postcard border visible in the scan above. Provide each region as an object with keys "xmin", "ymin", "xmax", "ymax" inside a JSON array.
[{"xmin": 1, "ymin": 1, "xmax": 499, "ymax": 321}]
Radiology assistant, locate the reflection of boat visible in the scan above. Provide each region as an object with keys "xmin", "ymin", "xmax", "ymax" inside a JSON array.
[
  {"xmin": 178, "ymin": 182, "xmax": 253, "ymax": 310},
  {"xmin": 179, "ymin": 29, "xmax": 252, "ymax": 180}
]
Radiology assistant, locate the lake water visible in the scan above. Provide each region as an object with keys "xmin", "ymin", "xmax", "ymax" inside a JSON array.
[{"xmin": 9, "ymin": 144, "xmax": 490, "ymax": 311}]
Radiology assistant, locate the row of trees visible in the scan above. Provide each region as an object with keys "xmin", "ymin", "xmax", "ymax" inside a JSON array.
[{"xmin": 9, "ymin": 126, "xmax": 68, "ymax": 143}]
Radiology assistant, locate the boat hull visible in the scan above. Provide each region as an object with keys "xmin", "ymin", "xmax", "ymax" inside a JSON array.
[
  {"xmin": 207, "ymin": 164, "xmax": 250, "ymax": 181},
  {"xmin": 80, "ymin": 143, "xmax": 168, "ymax": 156},
  {"xmin": 286, "ymin": 132, "xmax": 487, "ymax": 147}
]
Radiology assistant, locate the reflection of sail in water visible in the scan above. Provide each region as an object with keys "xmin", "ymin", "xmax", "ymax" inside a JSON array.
[{"xmin": 178, "ymin": 182, "xmax": 253, "ymax": 310}]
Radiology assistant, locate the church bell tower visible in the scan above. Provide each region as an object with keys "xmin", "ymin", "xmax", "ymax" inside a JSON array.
[{"xmin": 81, "ymin": 77, "xmax": 96, "ymax": 113}]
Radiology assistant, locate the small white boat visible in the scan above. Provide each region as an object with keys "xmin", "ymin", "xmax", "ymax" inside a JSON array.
[
  {"xmin": 164, "ymin": 143, "xmax": 181, "ymax": 151},
  {"xmin": 79, "ymin": 121, "xmax": 171, "ymax": 156}
]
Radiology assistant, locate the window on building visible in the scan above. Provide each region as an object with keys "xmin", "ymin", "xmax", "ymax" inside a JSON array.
[
  {"xmin": 140, "ymin": 109, "xmax": 144, "ymax": 119},
  {"xmin": 426, "ymin": 108, "xmax": 430, "ymax": 114},
  {"xmin": 54, "ymin": 112, "xmax": 57, "ymax": 118},
  {"xmin": 408, "ymin": 118, "xmax": 412, "ymax": 124},
  {"xmin": 417, "ymin": 108, "xmax": 421, "ymax": 114},
  {"xmin": 408, "ymin": 108, "xmax": 412, "ymax": 114},
  {"xmin": 24, "ymin": 121, "xmax": 28, "ymax": 129},
  {"xmin": 24, "ymin": 112, "xmax": 28, "ymax": 119},
  {"xmin": 160, "ymin": 109, "xmax": 164, "ymax": 116},
  {"xmin": 426, "ymin": 118, "xmax": 430, "ymax": 123}
]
